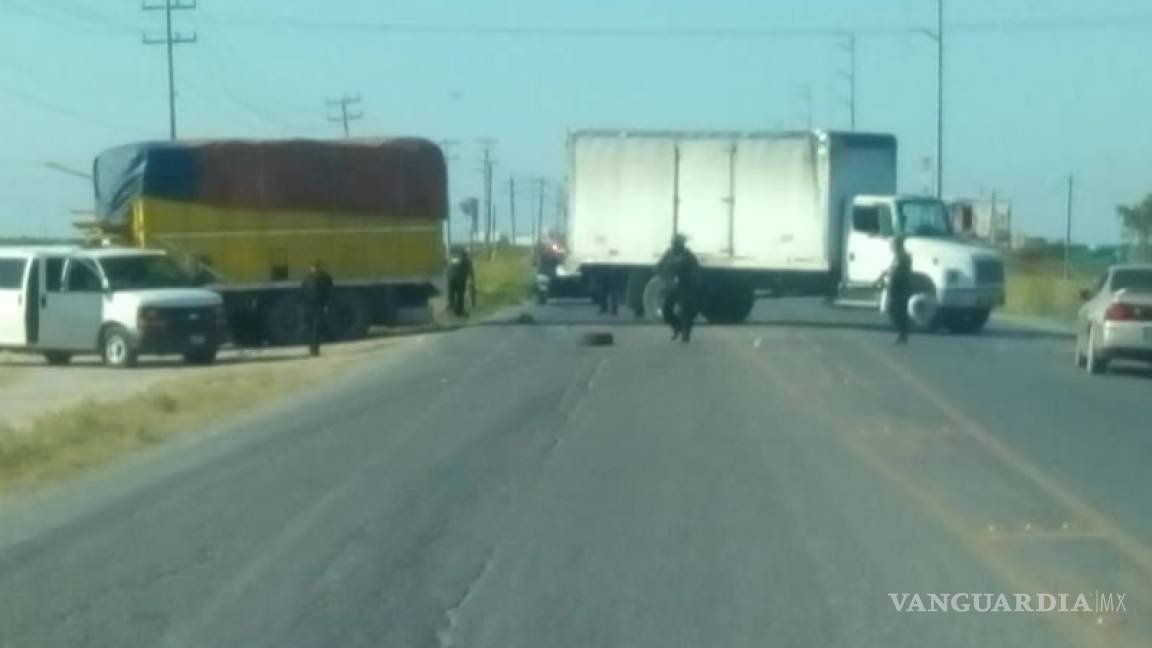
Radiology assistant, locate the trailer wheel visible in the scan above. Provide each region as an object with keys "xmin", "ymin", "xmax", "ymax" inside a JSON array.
[
  {"xmin": 702, "ymin": 280, "xmax": 755, "ymax": 324},
  {"xmin": 328, "ymin": 290, "xmax": 371, "ymax": 341},
  {"xmin": 266, "ymin": 294, "xmax": 307, "ymax": 346},
  {"xmin": 642, "ymin": 275, "xmax": 667, "ymax": 321},
  {"xmin": 626, "ymin": 270, "xmax": 652, "ymax": 318}
]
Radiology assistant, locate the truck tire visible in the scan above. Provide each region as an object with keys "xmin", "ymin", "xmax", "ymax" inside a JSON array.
[
  {"xmin": 943, "ymin": 307, "xmax": 991, "ymax": 334},
  {"xmin": 183, "ymin": 345, "xmax": 219, "ymax": 365},
  {"xmin": 328, "ymin": 290, "xmax": 371, "ymax": 341},
  {"xmin": 702, "ymin": 280, "xmax": 755, "ymax": 324},
  {"xmin": 626, "ymin": 270, "xmax": 652, "ymax": 318},
  {"xmin": 266, "ymin": 293, "xmax": 307, "ymax": 346},
  {"xmin": 101, "ymin": 325, "xmax": 138, "ymax": 368},
  {"xmin": 642, "ymin": 275, "xmax": 667, "ymax": 321},
  {"xmin": 905, "ymin": 275, "xmax": 941, "ymax": 333}
]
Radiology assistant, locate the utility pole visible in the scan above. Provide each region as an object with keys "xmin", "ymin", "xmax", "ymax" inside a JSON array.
[
  {"xmin": 438, "ymin": 140, "xmax": 460, "ymax": 247},
  {"xmin": 1065, "ymin": 174, "xmax": 1075, "ymax": 280},
  {"xmin": 508, "ymin": 177, "xmax": 518, "ymax": 245},
  {"xmin": 476, "ymin": 139, "xmax": 496, "ymax": 255},
  {"xmin": 837, "ymin": 34, "xmax": 857, "ymax": 130},
  {"xmin": 326, "ymin": 95, "xmax": 363, "ymax": 138},
  {"xmin": 937, "ymin": 0, "xmax": 944, "ymax": 199},
  {"xmin": 142, "ymin": 0, "xmax": 197, "ymax": 140},
  {"xmin": 798, "ymin": 85, "xmax": 813, "ymax": 131},
  {"xmin": 535, "ymin": 178, "xmax": 547, "ymax": 243}
]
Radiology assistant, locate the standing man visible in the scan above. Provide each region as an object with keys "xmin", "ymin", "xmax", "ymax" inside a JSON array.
[
  {"xmin": 656, "ymin": 233, "xmax": 701, "ymax": 342},
  {"xmin": 886, "ymin": 236, "xmax": 913, "ymax": 345},
  {"xmin": 301, "ymin": 260, "xmax": 334, "ymax": 357},
  {"xmin": 447, "ymin": 246, "xmax": 475, "ymax": 318}
]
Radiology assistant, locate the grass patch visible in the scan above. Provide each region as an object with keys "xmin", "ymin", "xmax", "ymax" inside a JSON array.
[
  {"xmin": 0, "ymin": 361, "xmax": 334, "ymax": 494},
  {"xmin": 1001, "ymin": 253, "xmax": 1099, "ymax": 322},
  {"xmin": 435, "ymin": 245, "xmax": 535, "ymax": 321}
]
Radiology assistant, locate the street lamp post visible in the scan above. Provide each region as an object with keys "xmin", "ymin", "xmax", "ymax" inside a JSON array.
[{"xmin": 918, "ymin": 0, "xmax": 944, "ymax": 199}]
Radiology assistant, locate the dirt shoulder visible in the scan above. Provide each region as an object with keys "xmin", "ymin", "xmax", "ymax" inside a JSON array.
[{"xmin": 0, "ymin": 333, "xmax": 430, "ymax": 494}]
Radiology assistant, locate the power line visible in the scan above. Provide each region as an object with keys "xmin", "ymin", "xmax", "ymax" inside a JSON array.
[
  {"xmin": 326, "ymin": 95, "xmax": 363, "ymax": 138},
  {"xmin": 208, "ymin": 13, "xmax": 1152, "ymax": 37},
  {"xmin": 143, "ymin": 0, "xmax": 198, "ymax": 140}
]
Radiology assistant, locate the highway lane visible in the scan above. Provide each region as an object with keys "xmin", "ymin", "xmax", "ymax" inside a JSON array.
[{"xmin": 0, "ymin": 298, "xmax": 1148, "ymax": 647}]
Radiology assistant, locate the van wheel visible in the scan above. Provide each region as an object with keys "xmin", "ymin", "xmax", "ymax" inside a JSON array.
[
  {"xmin": 101, "ymin": 326, "xmax": 138, "ymax": 368},
  {"xmin": 43, "ymin": 351, "xmax": 72, "ymax": 366},
  {"xmin": 183, "ymin": 345, "xmax": 218, "ymax": 365}
]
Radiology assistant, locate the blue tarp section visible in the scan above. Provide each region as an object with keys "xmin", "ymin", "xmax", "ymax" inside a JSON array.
[{"xmin": 92, "ymin": 139, "xmax": 447, "ymax": 226}]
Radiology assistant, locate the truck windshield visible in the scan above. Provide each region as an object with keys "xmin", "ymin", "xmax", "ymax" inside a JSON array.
[
  {"xmin": 100, "ymin": 255, "xmax": 191, "ymax": 290},
  {"xmin": 898, "ymin": 200, "xmax": 952, "ymax": 237}
]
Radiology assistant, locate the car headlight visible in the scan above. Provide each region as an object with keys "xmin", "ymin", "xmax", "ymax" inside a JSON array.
[{"xmin": 945, "ymin": 269, "xmax": 963, "ymax": 286}]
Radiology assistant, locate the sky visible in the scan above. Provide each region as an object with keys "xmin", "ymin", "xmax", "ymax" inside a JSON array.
[{"xmin": 0, "ymin": 0, "xmax": 1150, "ymax": 244}]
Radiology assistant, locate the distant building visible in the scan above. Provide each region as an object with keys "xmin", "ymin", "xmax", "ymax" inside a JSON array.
[
  {"xmin": 1010, "ymin": 231, "xmax": 1047, "ymax": 251},
  {"xmin": 948, "ymin": 198, "xmax": 1012, "ymax": 247}
]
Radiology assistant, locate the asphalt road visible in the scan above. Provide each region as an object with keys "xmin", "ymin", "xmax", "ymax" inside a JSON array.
[{"xmin": 1, "ymin": 298, "xmax": 1150, "ymax": 647}]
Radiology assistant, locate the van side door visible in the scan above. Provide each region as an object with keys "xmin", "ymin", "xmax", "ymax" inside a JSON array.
[
  {"xmin": 0, "ymin": 256, "xmax": 29, "ymax": 346},
  {"xmin": 40, "ymin": 257, "xmax": 105, "ymax": 350}
]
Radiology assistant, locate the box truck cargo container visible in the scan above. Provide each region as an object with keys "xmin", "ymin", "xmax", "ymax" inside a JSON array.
[
  {"xmin": 561, "ymin": 130, "xmax": 1005, "ymax": 333},
  {"xmin": 83, "ymin": 138, "xmax": 447, "ymax": 345}
]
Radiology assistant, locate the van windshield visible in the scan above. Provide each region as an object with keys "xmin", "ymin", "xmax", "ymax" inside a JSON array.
[
  {"xmin": 898, "ymin": 200, "xmax": 953, "ymax": 237},
  {"xmin": 100, "ymin": 255, "xmax": 191, "ymax": 290}
]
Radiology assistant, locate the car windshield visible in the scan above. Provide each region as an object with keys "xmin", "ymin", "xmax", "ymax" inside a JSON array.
[
  {"xmin": 99, "ymin": 255, "xmax": 191, "ymax": 290},
  {"xmin": 1111, "ymin": 269, "xmax": 1152, "ymax": 292},
  {"xmin": 898, "ymin": 200, "xmax": 952, "ymax": 237}
]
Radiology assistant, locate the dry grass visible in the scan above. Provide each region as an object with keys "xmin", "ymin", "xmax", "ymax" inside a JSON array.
[
  {"xmin": 0, "ymin": 359, "xmax": 339, "ymax": 494},
  {"xmin": 436, "ymin": 245, "xmax": 535, "ymax": 321}
]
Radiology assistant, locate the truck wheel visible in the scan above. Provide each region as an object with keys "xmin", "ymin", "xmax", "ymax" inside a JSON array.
[
  {"xmin": 626, "ymin": 270, "xmax": 652, "ymax": 318},
  {"xmin": 266, "ymin": 294, "xmax": 307, "ymax": 346},
  {"xmin": 328, "ymin": 290, "xmax": 371, "ymax": 341},
  {"xmin": 906, "ymin": 276, "xmax": 941, "ymax": 332},
  {"xmin": 183, "ymin": 345, "xmax": 219, "ymax": 365},
  {"xmin": 101, "ymin": 326, "xmax": 138, "ymax": 368},
  {"xmin": 43, "ymin": 351, "xmax": 73, "ymax": 366},
  {"xmin": 642, "ymin": 275, "xmax": 667, "ymax": 321},
  {"xmin": 944, "ymin": 308, "xmax": 991, "ymax": 334},
  {"xmin": 702, "ymin": 281, "xmax": 755, "ymax": 324}
]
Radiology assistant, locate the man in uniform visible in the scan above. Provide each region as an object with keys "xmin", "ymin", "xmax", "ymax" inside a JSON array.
[
  {"xmin": 656, "ymin": 233, "xmax": 701, "ymax": 342},
  {"xmin": 447, "ymin": 246, "xmax": 475, "ymax": 318},
  {"xmin": 300, "ymin": 260, "xmax": 334, "ymax": 356},
  {"xmin": 886, "ymin": 236, "xmax": 913, "ymax": 345}
]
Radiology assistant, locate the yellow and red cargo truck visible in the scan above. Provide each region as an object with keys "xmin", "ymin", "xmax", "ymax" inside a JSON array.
[{"xmin": 88, "ymin": 138, "xmax": 447, "ymax": 345}]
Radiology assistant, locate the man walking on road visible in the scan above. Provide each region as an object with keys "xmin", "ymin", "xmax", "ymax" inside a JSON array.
[
  {"xmin": 447, "ymin": 246, "xmax": 475, "ymax": 318},
  {"xmin": 657, "ymin": 233, "xmax": 701, "ymax": 342},
  {"xmin": 886, "ymin": 236, "xmax": 913, "ymax": 345},
  {"xmin": 301, "ymin": 260, "xmax": 334, "ymax": 356}
]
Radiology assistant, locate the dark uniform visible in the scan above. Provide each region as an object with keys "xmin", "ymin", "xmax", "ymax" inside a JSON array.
[
  {"xmin": 596, "ymin": 273, "xmax": 623, "ymax": 316},
  {"xmin": 887, "ymin": 239, "xmax": 913, "ymax": 344},
  {"xmin": 300, "ymin": 263, "xmax": 334, "ymax": 356},
  {"xmin": 657, "ymin": 236, "xmax": 701, "ymax": 342},
  {"xmin": 447, "ymin": 249, "xmax": 475, "ymax": 317}
]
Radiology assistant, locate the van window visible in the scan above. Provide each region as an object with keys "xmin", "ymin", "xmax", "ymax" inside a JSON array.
[
  {"xmin": 0, "ymin": 258, "xmax": 26, "ymax": 289},
  {"xmin": 46, "ymin": 258, "xmax": 65, "ymax": 292},
  {"xmin": 65, "ymin": 260, "xmax": 103, "ymax": 292}
]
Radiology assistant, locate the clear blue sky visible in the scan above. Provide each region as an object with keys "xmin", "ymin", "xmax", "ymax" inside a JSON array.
[{"xmin": 1, "ymin": 0, "xmax": 1149, "ymax": 244}]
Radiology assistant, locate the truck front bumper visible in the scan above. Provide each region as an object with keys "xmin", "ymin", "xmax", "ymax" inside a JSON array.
[{"xmin": 938, "ymin": 286, "xmax": 1005, "ymax": 310}]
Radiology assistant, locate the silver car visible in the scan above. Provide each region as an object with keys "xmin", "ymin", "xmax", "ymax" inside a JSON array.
[{"xmin": 1075, "ymin": 264, "xmax": 1152, "ymax": 374}]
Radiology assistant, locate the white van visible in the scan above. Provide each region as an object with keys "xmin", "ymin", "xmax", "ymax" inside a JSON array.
[{"xmin": 0, "ymin": 246, "xmax": 226, "ymax": 367}]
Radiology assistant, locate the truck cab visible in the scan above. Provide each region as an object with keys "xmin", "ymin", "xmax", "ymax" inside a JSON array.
[
  {"xmin": 0, "ymin": 246, "xmax": 226, "ymax": 367},
  {"xmin": 843, "ymin": 195, "xmax": 1006, "ymax": 333}
]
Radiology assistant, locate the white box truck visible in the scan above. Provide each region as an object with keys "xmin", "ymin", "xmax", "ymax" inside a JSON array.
[{"xmin": 562, "ymin": 130, "xmax": 1005, "ymax": 333}]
